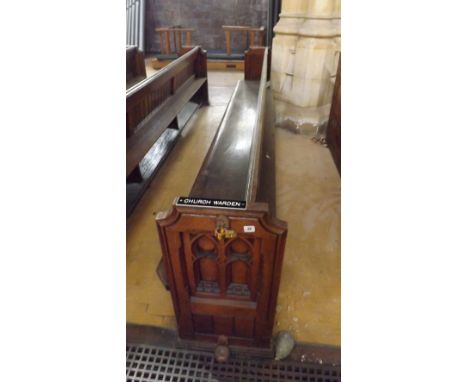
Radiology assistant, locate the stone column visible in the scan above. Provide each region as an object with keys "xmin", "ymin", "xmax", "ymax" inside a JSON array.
[
  {"xmin": 271, "ymin": 0, "xmax": 341, "ymax": 137},
  {"xmin": 271, "ymin": 1, "xmax": 307, "ymax": 102}
]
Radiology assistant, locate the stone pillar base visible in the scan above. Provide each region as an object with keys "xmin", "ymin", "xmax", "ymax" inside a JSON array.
[
  {"xmin": 274, "ymin": 98, "xmax": 332, "ymax": 143},
  {"xmin": 271, "ymin": 0, "xmax": 340, "ymax": 139}
]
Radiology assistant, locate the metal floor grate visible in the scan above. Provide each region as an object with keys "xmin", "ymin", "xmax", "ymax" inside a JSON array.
[{"xmin": 127, "ymin": 343, "xmax": 341, "ymax": 382}]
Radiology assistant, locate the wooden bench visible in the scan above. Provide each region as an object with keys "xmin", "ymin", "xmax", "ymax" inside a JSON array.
[
  {"xmin": 222, "ymin": 25, "xmax": 265, "ymax": 56},
  {"xmin": 126, "ymin": 45, "xmax": 147, "ymax": 90},
  {"xmin": 327, "ymin": 56, "xmax": 341, "ymax": 175},
  {"xmin": 156, "ymin": 27, "xmax": 194, "ymax": 55},
  {"xmin": 126, "ymin": 46, "xmax": 208, "ymax": 217},
  {"xmin": 156, "ymin": 47, "xmax": 287, "ymax": 353}
]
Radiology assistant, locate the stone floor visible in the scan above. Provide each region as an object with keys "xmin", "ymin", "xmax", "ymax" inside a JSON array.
[{"xmin": 126, "ymin": 69, "xmax": 341, "ymax": 346}]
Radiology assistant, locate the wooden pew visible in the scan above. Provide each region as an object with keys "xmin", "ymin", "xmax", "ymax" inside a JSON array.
[
  {"xmin": 126, "ymin": 45, "xmax": 146, "ymax": 90},
  {"xmin": 327, "ymin": 56, "xmax": 341, "ymax": 175},
  {"xmin": 156, "ymin": 47, "xmax": 287, "ymax": 353},
  {"xmin": 222, "ymin": 26, "xmax": 265, "ymax": 56},
  {"xmin": 126, "ymin": 46, "xmax": 208, "ymax": 217},
  {"xmin": 156, "ymin": 27, "xmax": 195, "ymax": 55}
]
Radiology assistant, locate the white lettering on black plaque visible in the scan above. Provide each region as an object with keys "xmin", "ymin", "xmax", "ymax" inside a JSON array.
[{"xmin": 176, "ymin": 197, "xmax": 247, "ymax": 210}]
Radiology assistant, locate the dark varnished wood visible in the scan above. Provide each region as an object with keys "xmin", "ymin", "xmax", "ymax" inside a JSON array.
[
  {"xmin": 126, "ymin": 127, "xmax": 179, "ymax": 217},
  {"xmin": 156, "ymin": 48, "xmax": 288, "ymax": 349},
  {"xmin": 190, "ymin": 47, "xmax": 268, "ymax": 202},
  {"xmin": 127, "ymin": 46, "xmax": 208, "ymax": 216},
  {"xmin": 157, "ymin": 205, "xmax": 287, "ymax": 348},
  {"xmin": 327, "ymin": 56, "xmax": 340, "ymax": 174},
  {"xmin": 126, "ymin": 46, "xmax": 146, "ymax": 90},
  {"xmin": 245, "ymin": 47, "xmax": 265, "ymax": 81},
  {"xmin": 126, "ymin": 77, "xmax": 205, "ymax": 176},
  {"xmin": 256, "ymin": 87, "xmax": 277, "ymax": 216},
  {"xmin": 190, "ymin": 80, "xmax": 260, "ymax": 200},
  {"xmin": 126, "ymin": 47, "xmax": 207, "ymax": 139}
]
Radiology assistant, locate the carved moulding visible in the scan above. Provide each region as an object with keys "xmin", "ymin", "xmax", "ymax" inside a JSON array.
[{"xmin": 156, "ymin": 200, "xmax": 287, "ymax": 348}]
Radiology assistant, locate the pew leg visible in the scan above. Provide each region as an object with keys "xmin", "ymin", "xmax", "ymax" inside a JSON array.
[{"xmin": 127, "ymin": 165, "xmax": 143, "ymax": 183}]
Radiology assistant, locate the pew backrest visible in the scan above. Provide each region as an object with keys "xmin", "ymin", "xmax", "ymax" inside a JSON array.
[
  {"xmin": 126, "ymin": 46, "xmax": 206, "ymax": 138},
  {"xmin": 126, "ymin": 46, "xmax": 208, "ymax": 178}
]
